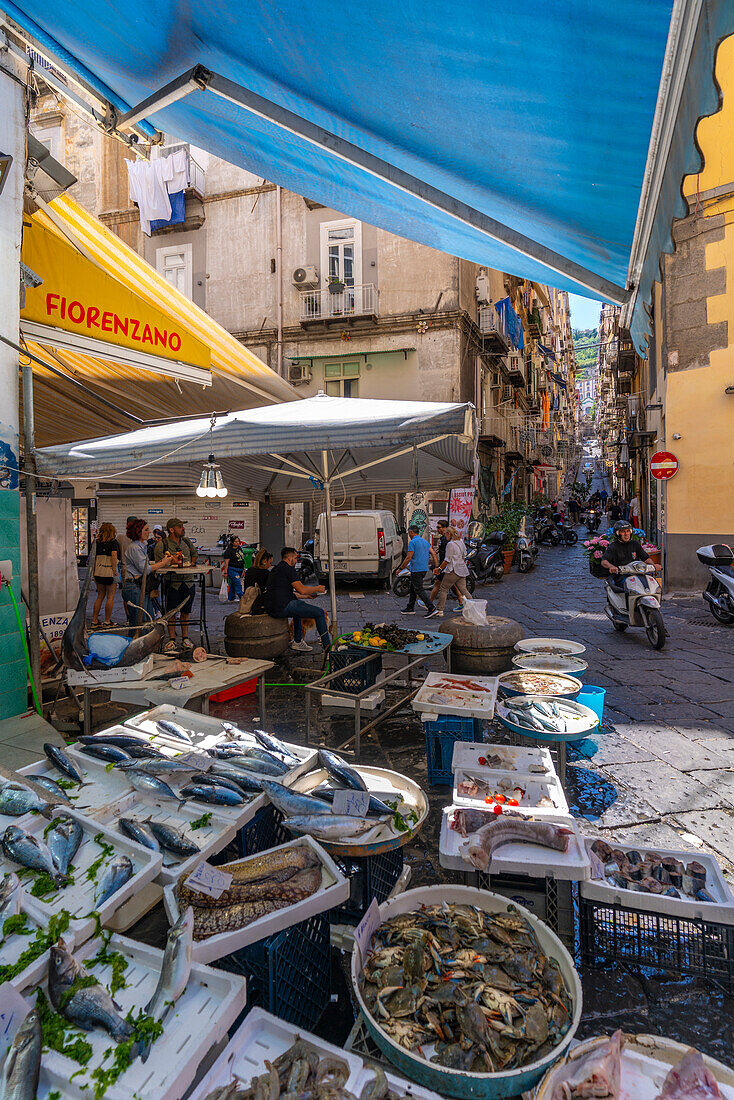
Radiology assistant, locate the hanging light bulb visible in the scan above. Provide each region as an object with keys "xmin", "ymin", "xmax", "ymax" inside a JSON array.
[
  {"xmin": 196, "ymin": 466, "xmax": 208, "ymax": 497},
  {"xmin": 196, "ymin": 415, "xmax": 229, "ymax": 499},
  {"xmin": 214, "ymin": 467, "xmax": 228, "ymax": 498}
]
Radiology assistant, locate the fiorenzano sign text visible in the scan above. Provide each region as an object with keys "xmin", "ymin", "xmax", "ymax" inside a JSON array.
[{"xmin": 44, "ymin": 294, "xmax": 183, "ymax": 351}]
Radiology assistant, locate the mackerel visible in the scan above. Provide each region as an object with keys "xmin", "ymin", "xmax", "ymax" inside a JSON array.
[
  {"xmin": 119, "ymin": 817, "xmax": 160, "ymax": 853},
  {"xmin": 30, "ymin": 776, "xmax": 72, "ymax": 804},
  {"xmin": 252, "ymin": 728, "xmax": 301, "ymax": 766},
  {"xmin": 179, "ymin": 783, "xmax": 245, "ymax": 806},
  {"xmin": 284, "ymin": 814, "xmax": 385, "ymax": 841},
  {"xmin": 318, "ymin": 748, "xmax": 367, "ymax": 792},
  {"xmin": 310, "ymin": 786, "xmax": 392, "ymax": 816},
  {"xmin": 259, "ymin": 780, "xmax": 331, "ymax": 818},
  {"xmin": 125, "ymin": 769, "xmax": 183, "ymax": 803},
  {"xmin": 78, "ymin": 743, "xmax": 132, "ymax": 764},
  {"xmin": 156, "ymin": 719, "xmax": 194, "ymax": 743},
  {"xmin": 145, "ymin": 819, "xmax": 200, "ymax": 857},
  {"xmin": 239, "ymin": 747, "xmax": 289, "ymax": 775},
  {"xmin": 43, "ymin": 743, "xmax": 85, "ymax": 785}
]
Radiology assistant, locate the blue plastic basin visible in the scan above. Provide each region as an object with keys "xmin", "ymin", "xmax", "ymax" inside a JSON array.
[{"xmin": 576, "ymin": 685, "xmax": 606, "ymax": 725}]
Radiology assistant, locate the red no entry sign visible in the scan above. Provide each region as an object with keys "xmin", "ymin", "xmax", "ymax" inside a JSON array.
[{"xmin": 650, "ymin": 451, "xmax": 679, "ymax": 480}]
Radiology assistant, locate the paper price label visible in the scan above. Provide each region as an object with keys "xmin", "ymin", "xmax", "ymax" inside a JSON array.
[
  {"xmin": 332, "ymin": 789, "xmax": 370, "ymax": 817},
  {"xmin": 354, "ymin": 897, "xmax": 382, "ymax": 962},
  {"xmin": 174, "ymin": 751, "xmax": 211, "ymax": 772},
  {"xmin": 184, "ymin": 861, "xmax": 233, "ymax": 899}
]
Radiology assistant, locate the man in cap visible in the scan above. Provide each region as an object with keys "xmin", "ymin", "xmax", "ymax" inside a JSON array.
[{"xmin": 155, "ymin": 517, "xmax": 198, "ymax": 652}]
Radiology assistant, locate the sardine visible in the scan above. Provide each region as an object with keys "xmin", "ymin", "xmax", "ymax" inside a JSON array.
[
  {"xmin": 119, "ymin": 818, "xmax": 160, "ymax": 853},
  {"xmin": 252, "ymin": 728, "xmax": 301, "ymax": 766},
  {"xmin": 49, "ymin": 937, "xmax": 133, "ymax": 1043},
  {"xmin": 29, "ymin": 776, "xmax": 72, "ymax": 804},
  {"xmin": 2, "ymin": 825, "xmax": 66, "ymax": 886},
  {"xmin": 0, "ymin": 871, "xmax": 21, "ymax": 920},
  {"xmin": 94, "ymin": 854, "xmax": 133, "ymax": 906},
  {"xmin": 259, "ymin": 781, "xmax": 331, "ymax": 818},
  {"xmin": 144, "ymin": 907, "xmax": 193, "ymax": 1031},
  {"xmin": 0, "ymin": 1008, "xmax": 42, "ymax": 1100},
  {"xmin": 43, "ymin": 743, "xmax": 85, "ymax": 784},
  {"xmin": 145, "ymin": 819, "xmax": 200, "ymax": 857},
  {"xmin": 156, "ymin": 720, "xmax": 193, "ymax": 744},
  {"xmin": 284, "ymin": 814, "xmax": 384, "ymax": 840},
  {"xmin": 46, "ymin": 816, "xmax": 83, "ymax": 876},
  {"xmin": 318, "ymin": 748, "xmax": 367, "ymax": 791},
  {"xmin": 78, "ymin": 743, "xmax": 132, "ymax": 764},
  {"xmin": 0, "ymin": 784, "xmax": 54, "ymax": 820},
  {"xmin": 125, "ymin": 769, "xmax": 183, "ymax": 803},
  {"xmin": 179, "ymin": 783, "xmax": 245, "ymax": 806}
]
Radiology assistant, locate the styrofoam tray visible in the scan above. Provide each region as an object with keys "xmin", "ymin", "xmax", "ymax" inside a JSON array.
[
  {"xmin": 353, "ymin": 1063, "xmax": 446, "ymax": 1100},
  {"xmin": 439, "ymin": 806, "xmax": 590, "ymax": 881},
  {"xmin": 122, "ymin": 705, "xmax": 318, "ymax": 780},
  {"xmin": 0, "ymin": 808, "xmax": 162, "ymax": 946},
  {"xmin": 453, "ymin": 769, "xmax": 569, "ymax": 815},
  {"xmin": 188, "ymin": 1007, "xmax": 364, "ymax": 1100},
  {"xmin": 0, "ymin": 887, "xmax": 76, "ymax": 991},
  {"xmin": 535, "ymin": 1034, "xmax": 734, "ymax": 1100},
  {"xmin": 2, "ymin": 764, "xmax": 82, "ymax": 833},
  {"xmin": 514, "ymin": 637, "xmax": 586, "ymax": 656},
  {"xmin": 412, "ymin": 671, "xmax": 498, "ymax": 720},
  {"xmin": 163, "ymin": 835, "xmax": 349, "ymax": 963},
  {"xmin": 451, "ymin": 741, "xmax": 555, "ymax": 778},
  {"xmin": 12, "ymin": 932, "xmax": 245, "ymax": 1100},
  {"xmin": 581, "ymin": 839, "xmax": 734, "ymax": 925},
  {"xmin": 66, "ymin": 655, "xmax": 155, "ymax": 685}
]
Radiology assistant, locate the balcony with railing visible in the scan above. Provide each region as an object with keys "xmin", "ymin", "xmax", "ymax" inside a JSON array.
[
  {"xmin": 156, "ymin": 142, "xmax": 207, "ymax": 197},
  {"xmin": 478, "ymin": 305, "xmax": 510, "ymax": 352},
  {"xmin": 479, "ymin": 413, "xmax": 509, "ymax": 446},
  {"xmin": 299, "ymin": 284, "xmax": 378, "ymax": 324}
]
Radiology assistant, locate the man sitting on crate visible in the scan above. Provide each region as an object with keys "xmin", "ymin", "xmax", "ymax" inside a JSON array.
[{"xmin": 265, "ymin": 547, "xmax": 332, "ymax": 653}]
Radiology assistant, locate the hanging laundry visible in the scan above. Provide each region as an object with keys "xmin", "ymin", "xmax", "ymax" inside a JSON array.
[
  {"xmin": 150, "ymin": 190, "xmax": 185, "ymax": 232},
  {"xmin": 494, "ymin": 297, "xmax": 524, "ymax": 351},
  {"xmin": 126, "ymin": 151, "xmax": 190, "ymax": 235},
  {"xmin": 541, "ymin": 390, "xmax": 550, "ymax": 431}
]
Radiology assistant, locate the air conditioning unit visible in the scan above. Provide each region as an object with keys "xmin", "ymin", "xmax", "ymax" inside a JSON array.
[
  {"xmin": 288, "ymin": 362, "xmax": 312, "ymax": 385},
  {"xmin": 292, "ymin": 265, "xmax": 319, "ymax": 289},
  {"xmin": 475, "ymin": 270, "xmax": 490, "ymax": 304}
]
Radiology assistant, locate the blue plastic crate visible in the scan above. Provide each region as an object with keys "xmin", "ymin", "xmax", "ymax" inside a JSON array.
[
  {"xmin": 330, "ymin": 848, "xmax": 404, "ymax": 924},
  {"xmin": 423, "ymin": 715, "xmax": 483, "ymax": 785},
  {"xmin": 329, "ymin": 645, "xmax": 383, "ymax": 694},
  {"xmin": 214, "ymin": 910, "xmax": 332, "ymax": 1029},
  {"xmin": 237, "ymin": 804, "xmax": 289, "ymax": 857}
]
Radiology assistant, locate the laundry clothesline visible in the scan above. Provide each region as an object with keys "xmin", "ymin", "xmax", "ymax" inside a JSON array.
[{"xmin": 126, "ymin": 149, "xmax": 189, "ymax": 234}]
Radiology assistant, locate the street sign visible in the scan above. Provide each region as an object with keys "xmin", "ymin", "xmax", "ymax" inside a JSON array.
[{"xmin": 650, "ymin": 451, "xmax": 679, "ymax": 480}]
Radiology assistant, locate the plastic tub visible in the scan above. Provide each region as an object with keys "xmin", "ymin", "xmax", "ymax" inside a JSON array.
[{"xmin": 576, "ymin": 684, "xmax": 605, "ymax": 724}]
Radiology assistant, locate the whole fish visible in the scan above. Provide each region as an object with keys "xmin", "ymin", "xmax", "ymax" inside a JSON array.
[
  {"xmin": 259, "ymin": 780, "xmax": 331, "ymax": 818},
  {"xmin": 143, "ymin": 906, "xmax": 193, "ymax": 1031},
  {"xmin": 46, "ymin": 816, "xmax": 83, "ymax": 876},
  {"xmin": 239, "ymin": 748, "xmax": 288, "ymax": 775},
  {"xmin": 0, "ymin": 1008, "xmax": 42, "ymax": 1100},
  {"xmin": 156, "ymin": 719, "xmax": 193, "ymax": 744},
  {"xmin": 78, "ymin": 743, "xmax": 132, "ymax": 764},
  {"xmin": 119, "ymin": 818, "xmax": 160, "ymax": 853},
  {"xmin": 0, "ymin": 871, "xmax": 21, "ymax": 920},
  {"xmin": 120, "ymin": 742, "xmax": 167, "ymax": 760},
  {"xmin": 145, "ymin": 819, "xmax": 200, "ymax": 857},
  {"xmin": 310, "ymin": 786, "xmax": 392, "ymax": 816},
  {"xmin": 218, "ymin": 754, "xmax": 284, "ymax": 778},
  {"xmin": 114, "ymin": 758, "xmax": 195, "ymax": 776},
  {"xmin": 0, "ymin": 784, "xmax": 54, "ymax": 820},
  {"xmin": 125, "ymin": 769, "xmax": 183, "ymax": 804},
  {"xmin": 43, "ymin": 743, "xmax": 85, "ymax": 785},
  {"xmin": 78, "ymin": 733, "xmax": 154, "ymax": 750},
  {"xmin": 210, "ymin": 763, "xmax": 268, "ymax": 793},
  {"xmin": 94, "ymin": 854, "xmax": 133, "ymax": 906},
  {"xmin": 2, "ymin": 826, "xmax": 66, "ymax": 886},
  {"xmin": 189, "ymin": 772, "xmax": 245, "ymax": 797},
  {"xmin": 318, "ymin": 748, "xmax": 367, "ymax": 792},
  {"xmin": 29, "ymin": 776, "xmax": 72, "ymax": 804},
  {"xmin": 284, "ymin": 814, "xmax": 385, "ymax": 840},
  {"xmin": 465, "ymin": 817, "xmax": 573, "ymax": 872},
  {"xmin": 179, "ymin": 783, "xmax": 245, "ymax": 806},
  {"xmin": 49, "ymin": 937, "xmax": 133, "ymax": 1043},
  {"xmin": 221, "ymin": 721, "xmax": 257, "ymax": 743},
  {"xmin": 253, "ymin": 728, "xmax": 301, "ymax": 766}
]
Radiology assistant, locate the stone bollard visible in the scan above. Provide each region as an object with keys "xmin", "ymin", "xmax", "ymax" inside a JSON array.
[{"xmin": 442, "ymin": 615, "xmax": 525, "ymax": 674}]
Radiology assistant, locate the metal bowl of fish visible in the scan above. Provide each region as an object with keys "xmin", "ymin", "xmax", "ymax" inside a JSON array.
[
  {"xmin": 534, "ymin": 1031, "xmax": 734, "ymax": 1100},
  {"xmin": 351, "ymin": 884, "xmax": 582, "ymax": 1099},
  {"xmin": 497, "ymin": 671, "xmax": 582, "ymax": 700},
  {"xmin": 511, "ymin": 654, "xmax": 588, "ymax": 676},
  {"xmin": 496, "ymin": 697, "xmax": 599, "ymax": 743},
  {"xmin": 513, "ymin": 638, "xmax": 586, "ymax": 657}
]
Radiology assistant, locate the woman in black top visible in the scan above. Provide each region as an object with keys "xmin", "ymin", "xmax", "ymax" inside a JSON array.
[
  {"xmin": 92, "ymin": 522, "xmax": 120, "ymax": 627},
  {"xmin": 222, "ymin": 537, "xmax": 246, "ymax": 601},
  {"xmin": 244, "ymin": 548, "xmax": 273, "ymax": 593}
]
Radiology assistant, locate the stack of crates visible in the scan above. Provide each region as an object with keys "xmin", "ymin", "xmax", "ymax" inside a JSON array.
[{"xmin": 423, "ymin": 714, "xmax": 484, "ymax": 786}]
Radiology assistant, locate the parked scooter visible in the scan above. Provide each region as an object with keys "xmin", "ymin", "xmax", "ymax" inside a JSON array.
[
  {"xmin": 465, "ymin": 522, "xmax": 506, "ymax": 584},
  {"xmin": 604, "ymin": 560, "xmax": 666, "ymax": 649},
  {"xmin": 697, "ymin": 543, "xmax": 734, "ymax": 624},
  {"xmin": 296, "ymin": 538, "xmax": 319, "ymax": 583},
  {"xmin": 516, "ymin": 525, "xmax": 539, "ymax": 572},
  {"xmin": 534, "ymin": 508, "xmax": 561, "ymax": 546},
  {"xmin": 552, "ymin": 511, "xmax": 578, "ymax": 546}
]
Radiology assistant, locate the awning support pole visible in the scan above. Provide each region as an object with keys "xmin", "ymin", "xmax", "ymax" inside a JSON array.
[
  {"xmin": 322, "ymin": 450, "xmax": 338, "ymax": 641},
  {"xmin": 22, "ymin": 358, "xmax": 42, "ymax": 695}
]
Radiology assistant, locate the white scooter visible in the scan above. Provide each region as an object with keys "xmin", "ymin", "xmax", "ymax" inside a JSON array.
[
  {"xmin": 697, "ymin": 543, "xmax": 734, "ymax": 624},
  {"xmin": 604, "ymin": 561, "xmax": 666, "ymax": 649}
]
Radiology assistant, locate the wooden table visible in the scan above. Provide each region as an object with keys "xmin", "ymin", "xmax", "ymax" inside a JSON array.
[{"xmin": 157, "ymin": 565, "xmax": 214, "ymax": 650}]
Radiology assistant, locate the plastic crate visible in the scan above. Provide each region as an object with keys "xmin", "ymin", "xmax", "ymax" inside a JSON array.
[
  {"xmin": 423, "ymin": 714, "xmax": 483, "ymax": 786},
  {"xmin": 237, "ymin": 804, "xmax": 289, "ymax": 857},
  {"xmin": 329, "ymin": 646, "xmax": 383, "ymax": 694},
  {"xmin": 579, "ymin": 895, "xmax": 734, "ymax": 995},
  {"xmin": 210, "ymin": 677, "xmax": 257, "ymax": 703},
  {"xmin": 476, "ymin": 873, "xmax": 576, "ymax": 952},
  {"xmin": 331, "ymin": 848, "xmax": 404, "ymax": 924},
  {"xmin": 215, "ymin": 910, "xmax": 332, "ymax": 1029}
]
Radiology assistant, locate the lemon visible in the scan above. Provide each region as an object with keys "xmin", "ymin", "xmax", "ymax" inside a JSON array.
[
  {"xmin": 416, "ymin": 633, "xmax": 425, "ymax": 641},
  {"xmin": 353, "ymin": 632, "xmax": 362, "ymax": 640}
]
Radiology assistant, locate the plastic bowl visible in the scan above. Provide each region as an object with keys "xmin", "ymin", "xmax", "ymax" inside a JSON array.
[
  {"xmin": 497, "ymin": 669, "xmax": 582, "ymax": 700},
  {"xmin": 514, "ymin": 638, "xmax": 586, "ymax": 656},
  {"xmin": 512, "ymin": 653, "xmax": 588, "ymax": 676},
  {"xmin": 496, "ymin": 696, "xmax": 599, "ymax": 743}
]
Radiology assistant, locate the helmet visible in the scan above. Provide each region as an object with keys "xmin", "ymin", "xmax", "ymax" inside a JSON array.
[{"xmin": 613, "ymin": 520, "xmax": 632, "ymax": 537}]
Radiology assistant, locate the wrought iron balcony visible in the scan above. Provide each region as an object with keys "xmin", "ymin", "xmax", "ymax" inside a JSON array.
[{"xmin": 299, "ymin": 283, "xmax": 378, "ymax": 323}]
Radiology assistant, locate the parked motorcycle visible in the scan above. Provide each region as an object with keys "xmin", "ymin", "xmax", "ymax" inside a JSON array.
[
  {"xmin": 552, "ymin": 511, "xmax": 578, "ymax": 546},
  {"xmin": 697, "ymin": 543, "xmax": 734, "ymax": 624},
  {"xmin": 534, "ymin": 508, "xmax": 561, "ymax": 546},
  {"xmin": 516, "ymin": 528, "xmax": 539, "ymax": 572},
  {"xmin": 465, "ymin": 526, "xmax": 506, "ymax": 584},
  {"xmin": 296, "ymin": 538, "xmax": 319, "ymax": 583},
  {"xmin": 604, "ymin": 560, "xmax": 666, "ymax": 649}
]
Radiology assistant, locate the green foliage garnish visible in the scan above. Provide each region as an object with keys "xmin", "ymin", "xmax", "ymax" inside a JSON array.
[
  {"xmin": 189, "ymin": 812, "xmax": 212, "ymax": 830},
  {"xmin": 35, "ymin": 988, "xmax": 94, "ymax": 1067},
  {"xmin": 49, "ymin": 1091, "xmax": 62, "ymax": 1100},
  {"xmin": 385, "ymin": 799, "xmax": 419, "ymax": 833},
  {"xmin": 0, "ymin": 909, "xmax": 71, "ymax": 984},
  {"xmin": 57, "ymin": 779, "xmax": 77, "ymax": 791},
  {"xmin": 89, "ymin": 1011, "xmax": 163, "ymax": 1100},
  {"xmin": 30, "ymin": 871, "xmax": 63, "ymax": 899},
  {"xmin": 89, "ymin": 930, "xmax": 129, "ymax": 996},
  {"xmin": 1, "ymin": 911, "xmax": 30, "ymax": 942},
  {"xmin": 44, "ymin": 815, "xmax": 65, "ymax": 838},
  {"xmin": 86, "ymin": 833, "xmax": 114, "ymax": 883},
  {"xmin": 58, "ymin": 972, "xmax": 100, "ymax": 1011}
]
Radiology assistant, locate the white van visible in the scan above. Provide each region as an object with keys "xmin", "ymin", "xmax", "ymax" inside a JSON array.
[{"xmin": 314, "ymin": 510, "xmax": 403, "ymax": 585}]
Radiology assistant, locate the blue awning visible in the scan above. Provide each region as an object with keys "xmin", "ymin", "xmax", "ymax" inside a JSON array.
[
  {"xmin": 537, "ymin": 343, "xmax": 557, "ymax": 364},
  {"xmin": 5, "ymin": 0, "xmax": 733, "ymax": 353}
]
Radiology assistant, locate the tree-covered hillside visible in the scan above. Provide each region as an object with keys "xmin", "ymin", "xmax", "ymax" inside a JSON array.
[{"xmin": 572, "ymin": 328, "xmax": 597, "ymax": 375}]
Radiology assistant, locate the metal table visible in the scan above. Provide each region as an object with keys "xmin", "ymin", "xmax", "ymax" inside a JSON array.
[
  {"xmin": 157, "ymin": 565, "xmax": 214, "ymax": 650},
  {"xmin": 303, "ymin": 632, "xmax": 453, "ymax": 761}
]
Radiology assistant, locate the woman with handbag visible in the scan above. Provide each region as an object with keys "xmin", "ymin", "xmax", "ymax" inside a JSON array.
[
  {"xmin": 123, "ymin": 519, "xmax": 173, "ymax": 626},
  {"xmin": 91, "ymin": 523, "xmax": 120, "ymax": 627},
  {"xmin": 433, "ymin": 526, "xmax": 471, "ymax": 616}
]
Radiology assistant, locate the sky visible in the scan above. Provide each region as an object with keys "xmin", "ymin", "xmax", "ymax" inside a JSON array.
[{"xmin": 568, "ymin": 293, "xmax": 604, "ymax": 331}]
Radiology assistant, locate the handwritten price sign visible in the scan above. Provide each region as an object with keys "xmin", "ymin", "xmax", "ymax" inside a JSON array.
[
  {"xmin": 332, "ymin": 789, "xmax": 371, "ymax": 817},
  {"xmin": 354, "ymin": 897, "xmax": 382, "ymax": 962},
  {"xmin": 174, "ymin": 751, "xmax": 212, "ymax": 772},
  {"xmin": 184, "ymin": 861, "xmax": 233, "ymax": 899}
]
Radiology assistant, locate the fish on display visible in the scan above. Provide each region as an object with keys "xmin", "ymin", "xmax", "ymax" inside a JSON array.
[
  {"xmin": 548, "ymin": 1030, "xmax": 621, "ymax": 1100},
  {"xmin": 2, "ymin": 825, "xmax": 67, "ymax": 886},
  {"xmin": 94, "ymin": 854, "xmax": 133, "ymax": 906},
  {"xmin": 0, "ymin": 871, "xmax": 21, "ymax": 920},
  {"xmin": 0, "ymin": 784, "xmax": 54, "ymax": 820},
  {"xmin": 310, "ymin": 785, "xmax": 392, "ymax": 816},
  {"xmin": 252, "ymin": 728, "xmax": 301, "ymax": 766},
  {"xmin": 179, "ymin": 783, "xmax": 245, "ymax": 806},
  {"xmin": 188, "ymin": 772, "xmax": 246, "ymax": 797},
  {"xmin": 176, "ymin": 845, "xmax": 321, "ymax": 911},
  {"xmin": 115, "ymin": 758, "xmax": 196, "ymax": 776},
  {"xmin": 318, "ymin": 748, "xmax": 368, "ymax": 792},
  {"xmin": 113, "ymin": 742, "xmax": 165, "ymax": 760},
  {"xmin": 156, "ymin": 719, "xmax": 193, "ymax": 744},
  {"xmin": 0, "ymin": 1008, "xmax": 42, "ymax": 1100},
  {"xmin": 125, "ymin": 769, "xmax": 183, "ymax": 803},
  {"xmin": 656, "ymin": 1049, "xmax": 723, "ymax": 1100},
  {"xmin": 143, "ymin": 906, "xmax": 193, "ymax": 1036},
  {"xmin": 78, "ymin": 742, "xmax": 132, "ymax": 764},
  {"xmin": 465, "ymin": 816, "xmax": 572, "ymax": 872},
  {"xmin": 46, "ymin": 816, "xmax": 83, "ymax": 876},
  {"xmin": 49, "ymin": 937, "xmax": 133, "ymax": 1043},
  {"xmin": 238, "ymin": 748, "xmax": 288, "ymax": 775},
  {"xmin": 28, "ymin": 776, "xmax": 72, "ymax": 804},
  {"xmin": 259, "ymin": 780, "xmax": 332, "ymax": 818},
  {"xmin": 284, "ymin": 814, "xmax": 384, "ymax": 841},
  {"xmin": 145, "ymin": 819, "xmax": 200, "ymax": 858},
  {"xmin": 209, "ymin": 762, "xmax": 268, "ymax": 793},
  {"xmin": 119, "ymin": 818, "xmax": 160, "ymax": 853},
  {"xmin": 220, "ymin": 721, "xmax": 257, "ymax": 743},
  {"xmin": 78, "ymin": 733, "xmax": 154, "ymax": 751},
  {"xmin": 43, "ymin": 743, "xmax": 85, "ymax": 785},
  {"xmin": 217, "ymin": 754, "xmax": 285, "ymax": 778}
]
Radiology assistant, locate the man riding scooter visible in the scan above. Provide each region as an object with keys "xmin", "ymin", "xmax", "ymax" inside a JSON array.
[
  {"xmin": 601, "ymin": 520, "xmax": 651, "ymax": 579},
  {"xmin": 600, "ymin": 520, "xmax": 666, "ymax": 649}
]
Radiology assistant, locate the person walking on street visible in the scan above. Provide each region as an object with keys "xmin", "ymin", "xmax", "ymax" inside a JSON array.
[
  {"xmin": 429, "ymin": 518, "xmax": 450, "ymax": 606},
  {"xmin": 264, "ymin": 547, "xmax": 331, "ymax": 652},
  {"xmin": 433, "ymin": 526, "xmax": 471, "ymax": 616},
  {"xmin": 123, "ymin": 519, "xmax": 173, "ymax": 626},
  {"xmin": 399, "ymin": 525, "xmax": 439, "ymax": 617},
  {"xmin": 629, "ymin": 493, "xmax": 641, "ymax": 529},
  {"xmin": 155, "ymin": 517, "xmax": 198, "ymax": 652},
  {"xmin": 222, "ymin": 535, "xmax": 246, "ymax": 601},
  {"xmin": 568, "ymin": 497, "xmax": 580, "ymax": 525},
  {"xmin": 91, "ymin": 523, "xmax": 120, "ymax": 627}
]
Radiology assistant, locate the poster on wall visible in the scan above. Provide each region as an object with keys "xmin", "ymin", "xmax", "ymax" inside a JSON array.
[
  {"xmin": 403, "ymin": 492, "xmax": 429, "ymax": 536},
  {"xmin": 448, "ymin": 486, "xmax": 475, "ymax": 536}
]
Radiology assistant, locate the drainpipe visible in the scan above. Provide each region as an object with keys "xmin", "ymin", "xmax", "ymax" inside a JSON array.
[
  {"xmin": 276, "ymin": 185, "xmax": 283, "ymax": 377},
  {"xmin": 22, "ymin": 359, "xmax": 41, "ymax": 695}
]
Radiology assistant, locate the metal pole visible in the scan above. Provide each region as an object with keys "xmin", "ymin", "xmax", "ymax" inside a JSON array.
[
  {"xmin": 22, "ymin": 359, "xmax": 42, "ymax": 695},
  {"xmin": 275, "ymin": 185, "xmax": 284, "ymax": 377},
  {"xmin": 322, "ymin": 450, "xmax": 338, "ymax": 638}
]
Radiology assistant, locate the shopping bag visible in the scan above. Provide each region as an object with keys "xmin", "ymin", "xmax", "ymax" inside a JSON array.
[
  {"xmin": 218, "ymin": 577, "xmax": 229, "ymax": 603},
  {"xmin": 462, "ymin": 598, "xmax": 488, "ymax": 625}
]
